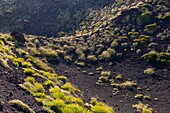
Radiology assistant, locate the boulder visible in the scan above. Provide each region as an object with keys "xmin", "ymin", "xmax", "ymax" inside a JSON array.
[{"xmin": 10, "ymin": 31, "xmax": 26, "ymax": 44}]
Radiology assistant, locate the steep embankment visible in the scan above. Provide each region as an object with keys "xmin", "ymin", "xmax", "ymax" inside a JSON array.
[{"xmin": 0, "ymin": 0, "xmax": 115, "ymax": 36}]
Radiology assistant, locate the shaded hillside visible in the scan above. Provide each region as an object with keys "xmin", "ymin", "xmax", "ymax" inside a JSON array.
[{"xmin": 0, "ymin": 0, "xmax": 115, "ymax": 36}]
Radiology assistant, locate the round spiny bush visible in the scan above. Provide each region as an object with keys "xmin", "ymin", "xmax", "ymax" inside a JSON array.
[
  {"xmin": 92, "ymin": 105, "xmax": 114, "ymax": 113},
  {"xmin": 64, "ymin": 56, "xmax": 72, "ymax": 63},
  {"xmin": 46, "ymin": 99, "xmax": 65, "ymax": 113},
  {"xmin": 44, "ymin": 80, "xmax": 55, "ymax": 87},
  {"xmin": 58, "ymin": 76, "xmax": 67, "ymax": 83},
  {"xmin": 111, "ymin": 41, "xmax": 118, "ymax": 48},
  {"xmin": 87, "ymin": 55, "xmax": 97, "ymax": 62},
  {"xmin": 142, "ymin": 108, "xmax": 152, "ymax": 113},
  {"xmin": 39, "ymin": 47, "xmax": 58, "ymax": 58},
  {"xmin": 62, "ymin": 104, "xmax": 86, "ymax": 113},
  {"xmin": 24, "ymin": 68, "xmax": 36, "ymax": 75},
  {"xmin": 75, "ymin": 61, "xmax": 86, "ymax": 67},
  {"xmin": 107, "ymin": 48, "xmax": 116, "ymax": 56},
  {"xmin": 75, "ymin": 48, "xmax": 84, "ymax": 56},
  {"xmin": 78, "ymin": 54, "xmax": 86, "ymax": 61},
  {"xmin": 98, "ymin": 51, "xmax": 111, "ymax": 61},
  {"xmin": 144, "ymin": 68, "xmax": 155, "ymax": 75},
  {"xmin": 24, "ymin": 76, "xmax": 35, "ymax": 84},
  {"xmin": 35, "ymin": 83, "xmax": 45, "ymax": 93}
]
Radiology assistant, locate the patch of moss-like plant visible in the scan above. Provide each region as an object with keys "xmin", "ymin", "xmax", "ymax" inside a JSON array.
[
  {"xmin": 142, "ymin": 51, "xmax": 170, "ymax": 65},
  {"xmin": 27, "ymin": 56, "xmax": 53, "ymax": 72},
  {"xmin": 87, "ymin": 55, "xmax": 97, "ymax": 62},
  {"xmin": 58, "ymin": 76, "xmax": 67, "ymax": 83},
  {"xmin": 144, "ymin": 23, "xmax": 159, "ymax": 34},
  {"xmin": 121, "ymin": 81, "xmax": 137, "ymax": 89},
  {"xmin": 9, "ymin": 99, "xmax": 35, "ymax": 113},
  {"xmin": 64, "ymin": 56, "xmax": 72, "ymax": 63},
  {"xmin": 24, "ymin": 68, "xmax": 36, "ymax": 75},
  {"xmin": 35, "ymin": 83, "xmax": 45, "ymax": 93},
  {"xmin": 92, "ymin": 105, "xmax": 114, "ymax": 113},
  {"xmin": 133, "ymin": 102, "xmax": 152, "ymax": 113},
  {"xmin": 44, "ymin": 80, "xmax": 55, "ymax": 87},
  {"xmin": 39, "ymin": 47, "xmax": 58, "ymax": 58},
  {"xmin": 98, "ymin": 71, "xmax": 111, "ymax": 82},
  {"xmin": 24, "ymin": 76, "xmax": 35, "ymax": 84},
  {"xmin": 39, "ymin": 70, "xmax": 57, "ymax": 80},
  {"xmin": 98, "ymin": 51, "xmax": 111, "ymax": 61},
  {"xmin": 134, "ymin": 35, "xmax": 150, "ymax": 43},
  {"xmin": 144, "ymin": 68, "xmax": 155, "ymax": 75},
  {"xmin": 61, "ymin": 82, "xmax": 80, "ymax": 94},
  {"xmin": 62, "ymin": 104, "xmax": 91, "ymax": 113}
]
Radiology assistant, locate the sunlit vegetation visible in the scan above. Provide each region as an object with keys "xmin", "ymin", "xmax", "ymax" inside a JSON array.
[
  {"xmin": 133, "ymin": 102, "xmax": 152, "ymax": 113},
  {"xmin": 9, "ymin": 99, "xmax": 35, "ymax": 113},
  {"xmin": 1, "ymin": 0, "xmax": 170, "ymax": 112}
]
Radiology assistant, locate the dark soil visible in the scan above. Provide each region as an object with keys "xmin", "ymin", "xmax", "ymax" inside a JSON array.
[
  {"xmin": 0, "ymin": 67, "xmax": 46, "ymax": 113},
  {"xmin": 53, "ymin": 57, "xmax": 170, "ymax": 113}
]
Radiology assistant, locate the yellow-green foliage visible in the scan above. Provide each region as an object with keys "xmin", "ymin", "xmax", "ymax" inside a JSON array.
[
  {"xmin": 133, "ymin": 102, "xmax": 152, "ymax": 113},
  {"xmin": 99, "ymin": 51, "xmax": 111, "ymax": 60},
  {"xmin": 75, "ymin": 48, "xmax": 84, "ymax": 56},
  {"xmin": 0, "ymin": 35, "xmax": 7, "ymax": 42},
  {"xmin": 27, "ymin": 56, "xmax": 53, "ymax": 72},
  {"xmin": 90, "ymin": 97, "xmax": 98, "ymax": 106},
  {"xmin": 44, "ymin": 80, "xmax": 55, "ymax": 87},
  {"xmin": 134, "ymin": 35, "xmax": 150, "ymax": 43},
  {"xmin": 87, "ymin": 55, "xmax": 97, "ymax": 62},
  {"xmin": 10, "ymin": 57, "xmax": 24, "ymax": 67},
  {"xmin": 39, "ymin": 70, "xmax": 57, "ymax": 80},
  {"xmin": 92, "ymin": 105, "xmax": 114, "ymax": 113},
  {"xmin": 142, "ymin": 51, "xmax": 170, "ymax": 65},
  {"xmin": 50, "ymin": 87, "xmax": 65, "ymax": 99},
  {"xmin": 45, "ymin": 99, "xmax": 65, "ymax": 113},
  {"xmin": 63, "ymin": 104, "xmax": 91, "ymax": 113},
  {"xmin": 0, "ymin": 46, "xmax": 12, "ymax": 54},
  {"xmin": 34, "ymin": 93, "xmax": 46, "ymax": 99},
  {"xmin": 43, "ymin": 107, "xmax": 56, "ymax": 113},
  {"xmin": 64, "ymin": 56, "xmax": 72, "ymax": 62},
  {"xmin": 144, "ymin": 68, "xmax": 155, "ymax": 75},
  {"xmin": 110, "ymin": 41, "xmax": 118, "ymax": 48},
  {"xmin": 35, "ymin": 83, "xmax": 45, "ymax": 93},
  {"xmin": 107, "ymin": 48, "xmax": 116, "ymax": 56},
  {"xmin": 78, "ymin": 54, "xmax": 86, "ymax": 61},
  {"xmin": 61, "ymin": 82, "xmax": 80, "ymax": 94},
  {"xmin": 121, "ymin": 81, "xmax": 137, "ymax": 89},
  {"xmin": 56, "ymin": 50, "xmax": 66, "ymax": 57},
  {"xmin": 98, "ymin": 71, "xmax": 111, "ymax": 82},
  {"xmin": 16, "ymin": 48, "xmax": 28, "ymax": 56},
  {"xmin": 9, "ymin": 99, "xmax": 35, "ymax": 113},
  {"xmin": 39, "ymin": 47, "xmax": 58, "ymax": 58},
  {"xmin": 24, "ymin": 68, "xmax": 36, "ymax": 75},
  {"xmin": 142, "ymin": 108, "xmax": 152, "ymax": 113},
  {"xmin": 144, "ymin": 23, "xmax": 158, "ymax": 34},
  {"xmin": 29, "ymin": 48, "xmax": 40, "ymax": 56},
  {"xmin": 75, "ymin": 61, "xmax": 86, "ymax": 67},
  {"xmin": 135, "ymin": 94, "xmax": 143, "ymax": 99},
  {"xmin": 58, "ymin": 76, "xmax": 67, "ymax": 83},
  {"xmin": 24, "ymin": 76, "xmax": 35, "ymax": 84}
]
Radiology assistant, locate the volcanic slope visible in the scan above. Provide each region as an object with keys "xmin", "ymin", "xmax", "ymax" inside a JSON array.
[{"xmin": 0, "ymin": 0, "xmax": 170, "ymax": 113}]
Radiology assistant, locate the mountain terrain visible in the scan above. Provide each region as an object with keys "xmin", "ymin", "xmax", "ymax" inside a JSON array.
[{"xmin": 0, "ymin": 0, "xmax": 170, "ymax": 113}]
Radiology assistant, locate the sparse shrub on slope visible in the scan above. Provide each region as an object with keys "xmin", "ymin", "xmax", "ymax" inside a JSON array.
[
  {"xmin": 92, "ymin": 105, "xmax": 114, "ymax": 113},
  {"xmin": 142, "ymin": 51, "xmax": 170, "ymax": 65},
  {"xmin": 9, "ymin": 99, "xmax": 35, "ymax": 113}
]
